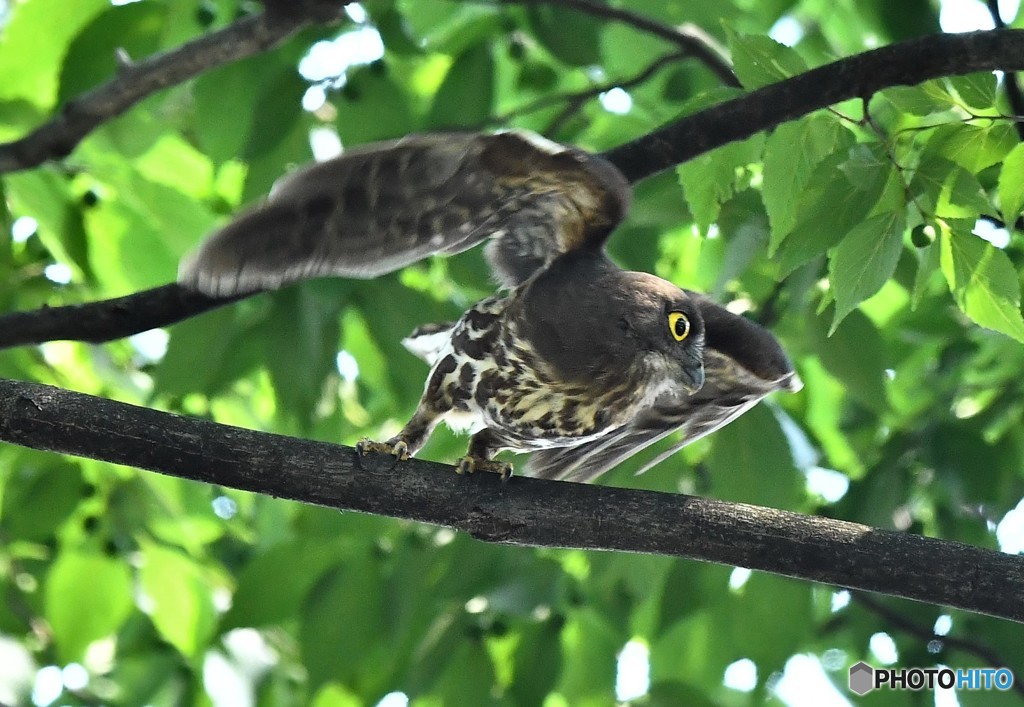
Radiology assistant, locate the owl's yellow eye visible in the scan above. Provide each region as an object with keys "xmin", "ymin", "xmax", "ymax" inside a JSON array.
[{"xmin": 668, "ymin": 312, "xmax": 690, "ymax": 342}]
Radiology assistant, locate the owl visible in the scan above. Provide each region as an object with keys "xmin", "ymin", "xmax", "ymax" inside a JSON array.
[{"xmin": 179, "ymin": 130, "xmax": 800, "ymax": 482}]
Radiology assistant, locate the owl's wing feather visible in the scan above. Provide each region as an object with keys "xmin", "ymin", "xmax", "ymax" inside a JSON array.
[
  {"xmin": 178, "ymin": 131, "xmax": 630, "ymax": 296},
  {"xmin": 525, "ymin": 297, "xmax": 803, "ymax": 483}
]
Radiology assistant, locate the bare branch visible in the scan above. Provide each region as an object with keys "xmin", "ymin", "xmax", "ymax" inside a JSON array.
[
  {"xmin": 498, "ymin": 0, "xmax": 739, "ymax": 87},
  {"xmin": 0, "ymin": 378, "xmax": 1022, "ymax": 624},
  {"xmin": 0, "ymin": 4, "xmax": 351, "ymax": 175}
]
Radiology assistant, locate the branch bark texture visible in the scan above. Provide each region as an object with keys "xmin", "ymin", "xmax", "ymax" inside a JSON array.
[{"xmin": 1, "ymin": 378, "xmax": 1021, "ymax": 624}]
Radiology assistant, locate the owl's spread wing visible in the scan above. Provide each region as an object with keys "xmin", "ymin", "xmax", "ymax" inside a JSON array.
[
  {"xmin": 525, "ymin": 296, "xmax": 802, "ymax": 483},
  {"xmin": 178, "ymin": 131, "xmax": 630, "ymax": 296}
]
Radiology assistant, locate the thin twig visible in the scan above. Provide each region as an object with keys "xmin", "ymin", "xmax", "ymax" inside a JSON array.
[
  {"xmin": 852, "ymin": 593, "xmax": 1024, "ymax": 697},
  {"xmin": 491, "ymin": 50, "xmax": 688, "ymax": 125},
  {"xmin": 496, "ymin": 0, "xmax": 739, "ymax": 87},
  {"xmin": 0, "ymin": 3, "xmax": 351, "ymax": 174},
  {"xmin": 986, "ymin": 0, "xmax": 1024, "ymax": 141}
]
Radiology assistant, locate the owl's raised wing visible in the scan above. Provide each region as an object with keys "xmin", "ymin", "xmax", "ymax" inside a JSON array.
[
  {"xmin": 178, "ymin": 131, "xmax": 630, "ymax": 296},
  {"xmin": 525, "ymin": 295, "xmax": 802, "ymax": 483}
]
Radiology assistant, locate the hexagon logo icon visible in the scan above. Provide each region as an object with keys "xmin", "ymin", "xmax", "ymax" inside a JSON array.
[{"xmin": 849, "ymin": 661, "xmax": 874, "ymax": 696}]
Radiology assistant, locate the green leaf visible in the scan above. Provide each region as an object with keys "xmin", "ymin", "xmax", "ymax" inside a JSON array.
[
  {"xmin": 829, "ymin": 210, "xmax": 906, "ymax": 329},
  {"xmin": 46, "ymin": 551, "xmax": 134, "ymax": 662},
  {"xmin": 300, "ymin": 558, "xmax": 389, "ymax": 694},
  {"xmin": 1, "ymin": 463, "xmax": 85, "ymax": 542},
  {"xmin": 772, "ymin": 147, "xmax": 891, "ymax": 274},
  {"xmin": 557, "ymin": 608, "xmax": 621, "ymax": 701},
  {"xmin": 509, "ymin": 620, "xmax": 563, "ymax": 706},
  {"xmin": 948, "ymin": 72, "xmax": 997, "ymax": 110},
  {"xmin": 526, "ymin": 4, "xmax": 603, "ymax": 66},
  {"xmin": 58, "ymin": 3, "xmax": 167, "ymax": 103},
  {"xmin": 154, "ymin": 305, "xmax": 260, "ymax": 397},
  {"xmin": 729, "ymin": 574, "xmax": 812, "ymax": 672},
  {"xmin": 724, "ymin": 27, "xmax": 808, "ymax": 89},
  {"xmin": 427, "ymin": 42, "xmax": 494, "ymax": 129},
  {"xmin": 260, "ymin": 285, "xmax": 343, "ymax": 424},
  {"xmin": 241, "ymin": 65, "xmax": 307, "ymax": 160},
  {"xmin": 138, "ymin": 542, "xmax": 217, "ymax": 659},
  {"xmin": 762, "ymin": 114, "xmax": 854, "ymax": 238},
  {"xmin": 880, "ymin": 83, "xmax": 954, "ymax": 116},
  {"xmin": 5, "ymin": 169, "xmax": 93, "ymax": 282},
  {"xmin": 223, "ymin": 540, "xmax": 341, "ymax": 630},
  {"xmin": 677, "ymin": 135, "xmax": 763, "ymax": 231},
  {"xmin": 0, "ymin": 0, "xmax": 108, "ymax": 107},
  {"xmin": 809, "ymin": 307, "xmax": 888, "ymax": 411},
  {"xmin": 940, "ymin": 227, "xmax": 1024, "ymax": 343},
  {"xmin": 928, "ymin": 123, "xmax": 1018, "ymax": 173},
  {"xmin": 998, "ymin": 142, "xmax": 1024, "ymax": 226},
  {"xmin": 912, "ymin": 237, "xmax": 942, "ymax": 309},
  {"xmin": 335, "ymin": 67, "xmax": 418, "ymax": 146},
  {"xmin": 706, "ymin": 405, "xmax": 802, "ymax": 508},
  {"xmin": 191, "ymin": 55, "xmax": 276, "ymax": 164}
]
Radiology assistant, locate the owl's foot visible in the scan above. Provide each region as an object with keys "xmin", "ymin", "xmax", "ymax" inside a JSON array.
[
  {"xmin": 457, "ymin": 455, "xmax": 513, "ymax": 481},
  {"xmin": 356, "ymin": 438, "xmax": 410, "ymax": 460}
]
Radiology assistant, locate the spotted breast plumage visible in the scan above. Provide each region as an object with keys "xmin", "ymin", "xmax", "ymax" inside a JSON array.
[{"xmin": 178, "ymin": 130, "xmax": 801, "ymax": 482}]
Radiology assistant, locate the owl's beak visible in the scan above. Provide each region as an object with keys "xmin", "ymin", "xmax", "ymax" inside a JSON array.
[{"xmin": 679, "ymin": 358, "xmax": 705, "ymax": 394}]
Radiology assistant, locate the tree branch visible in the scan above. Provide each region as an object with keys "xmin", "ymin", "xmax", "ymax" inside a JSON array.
[
  {"xmin": 606, "ymin": 29, "xmax": 1024, "ymax": 182},
  {"xmin": 0, "ymin": 377, "xmax": 1021, "ymax": 624},
  {"xmin": 499, "ymin": 0, "xmax": 739, "ymax": 87},
  {"xmin": 0, "ymin": 285, "xmax": 243, "ymax": 348},
  {"xmin": 986, "ymin": 0, "xmax": 1024, "ymax": 141},
  {"xmin": 0, "ymin": 3, "xmax": 351, "ymax": 175},
  {"xmin": 2, "ymin": 29, "xmax": 1023, "ymax": 349}
]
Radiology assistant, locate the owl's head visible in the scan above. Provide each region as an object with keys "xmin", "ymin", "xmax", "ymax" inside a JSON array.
[
  {"xmin": 517, "ymin": 252, "xmax": 705, "ymax": 394},
  {"xmin": 611, "ymin": 270, "xmax": 706, "ymax": 395}
]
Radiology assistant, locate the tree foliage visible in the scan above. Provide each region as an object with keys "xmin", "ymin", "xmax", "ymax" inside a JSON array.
[{"xmin": 0, "ymin": 0, "xmax": 1023, "ymax": 705}]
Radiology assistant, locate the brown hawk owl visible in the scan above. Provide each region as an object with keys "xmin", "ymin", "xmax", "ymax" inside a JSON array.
[{"xmin": 179, "ymin": 131, "xmax": 801, "ymax": 482}]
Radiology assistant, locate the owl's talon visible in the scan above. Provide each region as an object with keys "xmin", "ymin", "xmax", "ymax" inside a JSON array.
[
  {"xmin": 457, "ymin": 456, "xmax": 513, "ymax": 479},
  {"xmin": 356, "ymin": 438, "xmax": 410, "ymax": 460}
]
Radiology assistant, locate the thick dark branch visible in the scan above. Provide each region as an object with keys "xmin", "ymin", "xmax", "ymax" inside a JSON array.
[
  {"xmin": 500, "ymin": 0, "xmax": 739, "ymax": 87},
  {"xmin": 606, "ymin": 29, "xmax": 1024, "ymax": 182},
  {"xmin": 0, "ymin": 4, "xmax": 350, "ymax": 175},
  {"xmin": 2, "ymin": 30, "xmax": 1024, "ymax": 349},
  {"xmin": 986, "ymin": 0, "xmax": 1024, "ymax": 141},
  {"xmin": 0, "ymin": 378, "xmax": 1022, "ymax": 624},
  {"xmin": 0, "ymin": 285, "xmax": 243, "ymax": 348}
]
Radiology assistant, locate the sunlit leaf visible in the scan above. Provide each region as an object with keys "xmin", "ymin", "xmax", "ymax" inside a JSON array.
[
  {"xmin": 138, "ymin": 542, "xmax": 217, "ymax": 659},
  {"xmin": 677, "ymin": 135, "xmax": 763, "ymax": 231},
  {"xmin": 829, "ymin": 209, "xmax": 906, "ymax": 330},
  {"xmin": 940, "ymin": 226, "xmax": 1024, "ymax": 343},
  {"xmin": 762, "ymin": 114, "xmax": 854, "ymax": 238},
  {"xmin": 725, "ymin": 27, "xmax": 808, "ymax": 88},
  {"xmin": 998, "ymin": 142, "xmax": 1024, "ymax": 226},
  {"xmin": 46, "ymin": 551, "xmax": 134, "ymax": 662}
]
